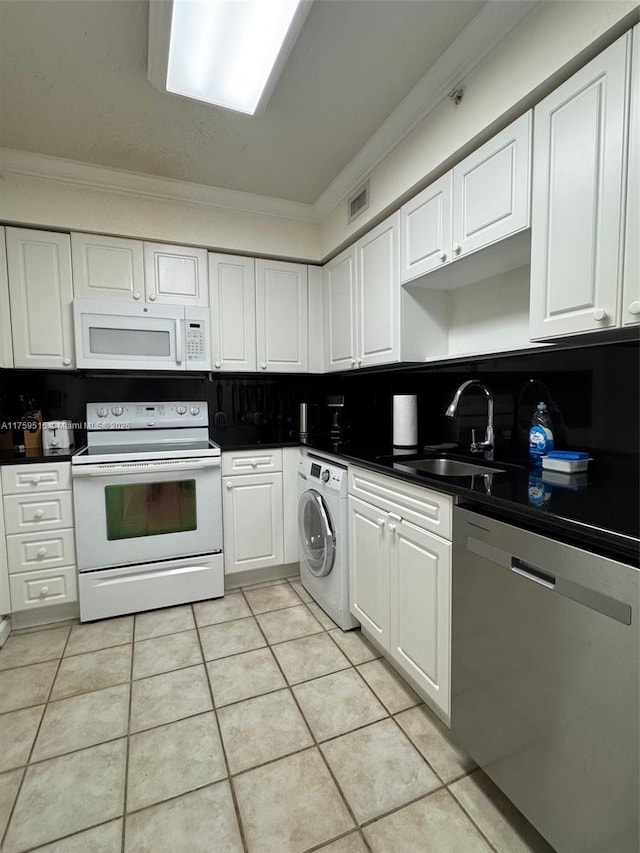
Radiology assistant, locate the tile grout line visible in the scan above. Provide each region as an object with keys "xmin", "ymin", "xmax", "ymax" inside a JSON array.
[
  {"xmin": 249, "ymin": 603, "xmax": 373, "ymax": 851},
  {"xmin": 119, "ymin": 618, "xmax": 136, "ymax": 853},
  {"xmin": 195, "ymin": 597, "xmax": 251, "ymax": 853},
  {"xmin": 0, "ymin": 624, "xmax": 73, "ymax": 852},
  {"xmin": 444, "ymin": 782, "xmax": 504, "ymax": 853}
]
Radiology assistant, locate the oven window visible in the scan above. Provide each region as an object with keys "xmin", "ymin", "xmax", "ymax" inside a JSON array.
[
  {"xmin": 104, "ymin": 480, "xmax": 197, "ymax": 540},
  {"xmin": 89, "ymin": 327, "xmax": 171, "ymax": 357}
]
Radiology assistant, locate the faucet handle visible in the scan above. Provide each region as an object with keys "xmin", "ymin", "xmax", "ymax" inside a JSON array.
[{"xmin": 470, "ymin": 429, "xmax": 493, "ymax": 453}]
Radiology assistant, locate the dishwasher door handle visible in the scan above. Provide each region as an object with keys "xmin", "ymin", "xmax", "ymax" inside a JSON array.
[{"xmin": 511, "ymin": 558, "xmax": 556, "ymax": 590}]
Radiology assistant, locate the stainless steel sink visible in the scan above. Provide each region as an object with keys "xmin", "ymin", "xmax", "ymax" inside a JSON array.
[{"xmin": 402, "ymin": 458, "xmax": 505, "ymax": 477}]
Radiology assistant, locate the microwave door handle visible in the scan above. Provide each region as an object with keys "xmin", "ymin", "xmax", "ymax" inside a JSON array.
[{"xmin": 176, "ymin": 318, "xmax": 183, "ymax": 365}]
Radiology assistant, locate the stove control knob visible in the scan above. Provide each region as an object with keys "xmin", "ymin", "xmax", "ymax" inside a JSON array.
[
  {"xmin": 176, "ymin": 406, "xmax": 187, "ymax": 415},
  {"xmin": 190, "ymin": 407, "xmax": 200, "ymax": 416},
  {"xmin": 111, "ymin": 407, "xmax": 124, "ymax": 416},
  {"xmin": 321, "ymin": 469, "xmax": 330, "ymax": 483},
  {"xmin": 96, "ymin": 407, "xmax": 108, "ymax": 418}
]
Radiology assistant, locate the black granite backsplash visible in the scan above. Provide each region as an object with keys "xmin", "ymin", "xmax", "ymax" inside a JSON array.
[{"xmin": 0, "ymin": 339, "xmax": 637, "ymax": 460}]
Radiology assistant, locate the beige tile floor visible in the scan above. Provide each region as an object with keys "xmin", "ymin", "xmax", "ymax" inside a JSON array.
[{"xmin": 0, "ymin": 578, "xmax": 556, "ymax": 853}]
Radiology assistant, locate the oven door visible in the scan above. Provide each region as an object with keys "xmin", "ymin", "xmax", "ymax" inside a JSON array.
[{"xmin": 72, "ymin": 457, "xmax": 222, "ymax": 570}]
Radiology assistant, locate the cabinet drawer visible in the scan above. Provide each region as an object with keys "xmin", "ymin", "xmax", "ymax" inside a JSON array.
[
  {"xmin": 3, "ymin": 491, "xmax": 74, "ymax": 534},
  {"xmin": 349, "ymin": 466, "xmax": 452, "ymax": 541},
  {"xmin": 9, "ymin": 565, "xmax": 77, "ymax": 611},
  {"xmin": 1, "ymin": 463, "xmax": 71, "ymax": 495},
  {"xmin": 6, "ymin": 528, "xmax": 76, "ymax": 575},
  {"xmin": 222, "ymin": 449, "xmax": 283, "ymax": 476}
]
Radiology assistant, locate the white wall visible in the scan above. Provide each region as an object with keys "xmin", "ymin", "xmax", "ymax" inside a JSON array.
[
  {"xmin": 318, "ymin": 0, "xmax": 639, "ymax": 258},
  {"xmin": 0, "ymin": 170, "xmax": 320, "ymax": 261},
  {"xmin": 0, "ymin": 1, "xmax": 636, "ymax": 262}
]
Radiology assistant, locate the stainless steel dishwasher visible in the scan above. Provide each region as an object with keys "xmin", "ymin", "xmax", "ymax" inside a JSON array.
[{"xmin": 452, "ymin": 505, "xmax": 639, "ymax": 853}]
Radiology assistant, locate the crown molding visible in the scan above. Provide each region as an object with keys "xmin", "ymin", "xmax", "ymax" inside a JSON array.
[
  {"xmin": 311, "ymin": 0, "xmax": 540, "ymax": 220},
  {"xmin": 0, "ymin": 147, "xmax": 318, "ymax": 223}
]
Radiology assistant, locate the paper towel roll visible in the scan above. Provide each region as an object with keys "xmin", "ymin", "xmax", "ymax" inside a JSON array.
[{"xmin": 393, "ymin": 395, "xmax": 418, "ymax": 448}]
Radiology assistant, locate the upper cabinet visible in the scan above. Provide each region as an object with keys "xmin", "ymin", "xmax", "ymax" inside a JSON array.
[
  {"xmin": 209, "ymin": 253, "xmax": 257, "ymax": 372},
  {"xmin": 72, "ymin": 233, "xmax": 208, "ymax": 307},
  {"xmin": 324, "ymin": 245, "xmax": 357, "ymax": 371},
  {"xmin": 622, "ymin": 25, "xmax": 640, "ymax": 327},
  {"xmin": 324, "ymin": 213, "xmax": 400, "ymax": 372},
  {"xmin": 356, "ymin": 213, "xmax": 401, "ymax": 368},
  {"xmin": 143, "ymin": 242, "xmax": 208, "ymax": 306},
  {"xmin": 256, "ymin": 260, "xmax": 308, "ymax": 373},
  {"xmin": 400, "ymin": 112, "xmax": 531, "ymax": 286},
  {"xmin": 0, "ymin": 229, "xmax": 14, "ymax": 369},
  {"xmin": 529, "ymin": 34, "xmax": 630, "ymax": 339},
  {"xmin": 6, "ymin": 228, "xmax": 75, "ymax": 370}
]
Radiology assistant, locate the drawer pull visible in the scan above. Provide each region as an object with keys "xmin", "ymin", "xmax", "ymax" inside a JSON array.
[
  {"xmin": 34, "ymin": 509, "xmax": 45, "ymax": 519},
  {"xmin": 37, "ymin": 547, "xmax": 47, "ymax": 558},
  {"xmin": 251, "ymin": 459, "xmax": 258, "ymax": 468},
  {"xmin": 27, "ymin": 475, "xmax": 41, "ymax": 485},
  {"xmin": 40, "ymin": 586, "xmax": 49, "ymax": 597}
]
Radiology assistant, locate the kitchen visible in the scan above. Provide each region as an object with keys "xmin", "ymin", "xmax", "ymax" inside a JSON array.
[{"xmin": 0, "ymin": 1, "xmax": 639, "ymax": 852}]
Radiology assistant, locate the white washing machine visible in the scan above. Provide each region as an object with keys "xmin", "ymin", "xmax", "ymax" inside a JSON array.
[{"xmin": 297, "ymin": 454, "xmax": 359, "ymax": 631}]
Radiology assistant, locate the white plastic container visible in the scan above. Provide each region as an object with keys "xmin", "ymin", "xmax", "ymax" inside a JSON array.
[{"xmin": 541, "ymin": 451, "xmax": 590, "ymax": 473}]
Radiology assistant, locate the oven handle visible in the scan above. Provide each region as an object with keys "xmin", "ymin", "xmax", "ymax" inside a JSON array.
[
  {"xmin": 176, "ymin": 319, "xmax": 183, "ymax": 366},
  {"xmin": 72, "ymin": 458, "xmax": 221, "ymax": 477}
]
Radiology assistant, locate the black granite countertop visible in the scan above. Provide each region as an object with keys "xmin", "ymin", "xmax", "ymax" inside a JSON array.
[{"xmin": 304, "ymin": 439, "xmax": 640, "ymax": 567}]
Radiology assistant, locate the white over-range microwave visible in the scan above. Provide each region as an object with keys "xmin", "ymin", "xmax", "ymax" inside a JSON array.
[{"xmin": 73, "ymin": 298, "xmax": 210, "ymax": 371}]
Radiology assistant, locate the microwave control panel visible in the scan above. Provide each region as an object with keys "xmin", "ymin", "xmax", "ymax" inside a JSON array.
[{"xmin": 186, "ymin": 321, "xmax": 205, "ymax": 362}]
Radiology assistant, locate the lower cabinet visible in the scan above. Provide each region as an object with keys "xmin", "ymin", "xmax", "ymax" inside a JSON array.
[
  {"xmin": 349, "ymin": 467, "xmax": 452, "ymax": 722},
  {"xmin": 221, "ymin": 448, "xmax": 300, "ymax": 577},
  {"xmin": 0, "ymin": 462, "xmax": 78, "ymax": 613}
]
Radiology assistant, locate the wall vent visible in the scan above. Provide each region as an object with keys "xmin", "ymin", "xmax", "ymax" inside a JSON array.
[{"xmin": 347, "ymin": 181, "xmax": 370, "ymax": 223}]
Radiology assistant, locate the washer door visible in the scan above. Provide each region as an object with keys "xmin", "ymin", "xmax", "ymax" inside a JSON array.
[{"xmin": 298, "ymin": 489, "xmax": 336, "ymax": 578}]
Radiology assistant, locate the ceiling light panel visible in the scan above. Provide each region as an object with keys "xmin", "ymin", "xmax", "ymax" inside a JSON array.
[{"xmin": 163, "ymin": 0, "xmax": 307, "ymax": 115}]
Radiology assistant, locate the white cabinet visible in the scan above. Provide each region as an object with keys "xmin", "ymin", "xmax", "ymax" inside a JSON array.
[
  {"xmin": 530, "ymin": 34, "xmax": 630, "ymax": 339},
  {"xmin": 0, "ymin": 478, "xmax": 9, "ymax": 618},
  {"xmin": 348, "ymin": 466, "xmax": 452, "ymax": 721},
  {"xmin": 622, "ymin": 25, "xmax": 640, "ymax": 327},
  {"xmin": 0, "ymin": 228, "xmax": 14, "ymax": 369},
  {"xmin": 71, "ymin": 232, "xmax": 145, "ymax": 302},
  {"xmin": 222, "ymin": 449, "xmax": 284, "ymax": 575},
  {"xmin": 144, "ymin": 241, "xmax": 208, "ymax": 306},
  {"xmin": 6, "ymin": 228, "xmax": 75, "ymax": 370},
  {"xmin": 400, "ymin": 113, "xmax": 531, "ymax": 286},
  {"xmin": 323, "ymin": 212, "xmax": 402, "ymax": 372},
  {"xmin": 72, "ymin": 233, "xmax": 209, "ymax": 306},
  {"xmin": 357, "ymin": 213, "xmax": 401, "ymax": 368},
  {"xmin": 323, "ymin": 245, "xmax": 357, "ymax": 372},
  {"xmin": 400, "ymin": 174, "xmax": 452, "ymax": 281},
  {"xmin": 1, "ymin": 462, "xmax": 77, "ymax": 613},
  {"xmin": 256, "ymin": 260, "xmax": 308, "ymax": 373},
  {"xmin": 209, "ymin": 253, "xmax": 257, "ymax": 371}
]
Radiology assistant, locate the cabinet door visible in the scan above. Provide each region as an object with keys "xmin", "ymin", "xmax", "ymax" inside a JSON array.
[
  {"xmin": 348, "ymin": 495, "xmax": 389, "ymax": 648},
  {"xmin": 0, "ymin": 228, "xmax": 14, "ymax": 368},
  {"xmin": 622, "ymin": 25, "xmax": 639, "ymax": 327},
  {"xmin": 209, "ymin": 253, "xmax": 256, "ymax": 371},
  {"xmin": 530, "ymin": 35, "xmax": 630, "ymax": 339},
  {"xmin": 400, "ymin": 173, "xmax": 452, "ymax": 282},
  {"xmin": 222, "ymin": 473, "xmax": 284, "ymax": 574},
  {"xmin": 323, "ymin": 246, "xmax": 357, "ymax": 371},
  {"xmin": 356, "ymin": 212, "xmax": 400, "ymax": 368},
  {"xmin": 389, "ymin": 519, "xmax": 451, "ymax": 720},
  {"xmin": 256, "ymin": 260, "xmax": 308, "ymax": 373},
  {"xmin": 452, "ymin": 111, "xmax": 531, "ymax": 259},
  {"xmin": 0, "ymin": 479, "xmax": 9, "ymax": 617},
  {"xmin": 71, "ymin": 232, "xmax": 145, "ymax": 302},
  {"xmin": 144, "ymin": 242, "xmax": 209, "ymax": 306},
  {"xmin": 6, "ymin": 228, "xmax": 75, "ymax": 369}
]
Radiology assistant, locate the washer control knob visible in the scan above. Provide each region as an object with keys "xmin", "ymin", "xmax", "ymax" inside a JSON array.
[
  {"xmin": 176, "ymin": 406, "xmax": 187, "ymax": 415},
  {"xmin": 190, "ymin": 407, "xmax": 200, "ymax": 416},
  {"xmin": 321, "ymin": 469, "xmax": 330, "ymax": 483},
  {"xmin": 96, "ymin": 407, "xmax": 108, "ymax": 418},
  {"xmin": 111, "ymin": 406, "xmax": 124, "ymax": 416}
]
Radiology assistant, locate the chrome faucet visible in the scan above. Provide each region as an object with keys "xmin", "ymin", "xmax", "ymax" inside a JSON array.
[{"xmin": 445, "ymin": 380, "xmax": 494, "ymax": 453}]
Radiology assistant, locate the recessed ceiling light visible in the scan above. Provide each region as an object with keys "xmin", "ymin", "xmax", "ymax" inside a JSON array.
[{"xmin": 148, "ymin": 0, "xmax": 311, "ymax": 116}]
